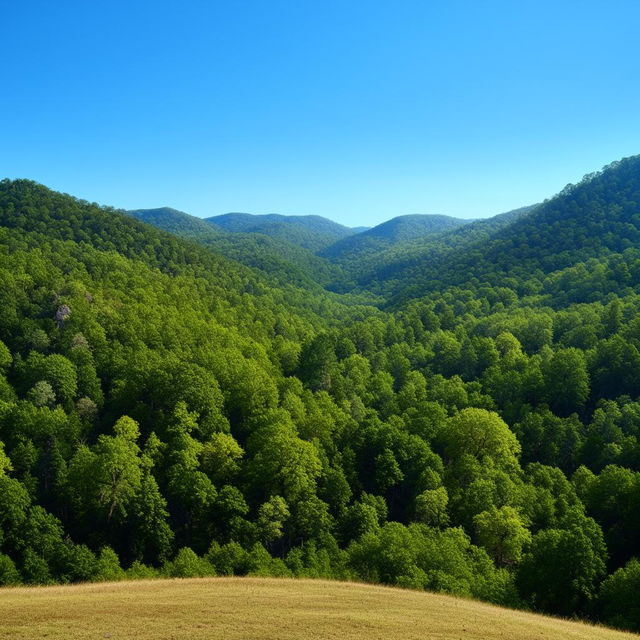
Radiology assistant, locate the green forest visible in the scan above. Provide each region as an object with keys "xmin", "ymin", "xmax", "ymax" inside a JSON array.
[{"xmin": 3, "ymin": 156, "xmax": 640, "ymax": 632}]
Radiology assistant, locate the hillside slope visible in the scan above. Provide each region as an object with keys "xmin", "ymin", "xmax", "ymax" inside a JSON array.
[
  {"xmin": 0, "ymin": 578, "xmax": 635, "ymax": 640},
  {"xmin": 325, "ymin": 205, "xmax": 535, "ymax": 294},
  {"xmin": 126, "ymin": 206, "xmax": 345, "ymax": 288},
  {"xmin": 388, "ymin": 155, "xmax": 640, "ymax": 303}
]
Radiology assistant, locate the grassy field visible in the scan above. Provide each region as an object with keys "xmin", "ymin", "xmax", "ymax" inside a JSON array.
[{"xmin": 0, "ymin": 577, "xmax": 637, "ymax": 640}]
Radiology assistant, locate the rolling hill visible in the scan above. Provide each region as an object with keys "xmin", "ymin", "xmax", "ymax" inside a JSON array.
[
  {"xmin": 207, "ymin": 212, "xmax": 358, "ymax": 252},
  {"xmin": 128, "ymin": 207, "xmax": 223, "ymax": 235},
  {"xmin": 126, "ymin": 206, "xmax": 347, "ymax": 288},
  {"xmin": 323, "ymin": 205, "xmax": 536, "ymax": 294},
  {"xmin": 321, "ymin": 213, "xmax": 471, "ymax": 262},
  {"xmin": 0, "ymin": 578, "xmax": 636, "ymax": 640},
  {"xmin": 358, "ymin": 213, "xmax": 472, "ymax": 242}
]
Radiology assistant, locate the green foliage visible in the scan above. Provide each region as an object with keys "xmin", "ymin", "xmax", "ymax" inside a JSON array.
[
  {"xmin": 0, "ymin": 441, "xmax": 11, "ymax": 476},
  {"xmin": 542, "ymin": 348, "xmax": 590, "ymax": 416},
  {"xmin": 129, "ymin": 470, "xmax": 174, "ymax": 564},
  {"xmin": 0, "ymin": 340, "xmax": 11, "ymax": 371},
  {"xmin": 4, "ymin": 171, "xmax": 640, "ymax": 631},
  {"xmin": 22, "ymin": 548, "xmax": 54, "ymax": 584},
  {"xmin": 473, "ymin": 506, "xmax": 531, "ymax": 567},
  {"xmin": 598, "ymin": 558, "xmax": 640, "ymax": 631},
  {"xmin": 257, "ymin": 496, "xmax": 290, "ymax": 543},
  {"xmin": 339, "ymin": 501, "xmax": 380, "ymax": 541},
  {"xmin": 19, "ymin": 353, "xmax": 77, "ymax": 407},
  {"xmin": 94, "ymin": 547, "xmax": 125, "ymax": 581},
  {"xmin": 415, "ymin": 487, "xmax": 449, "ymax": 527},
  {"xmin": 0, "ymin": 553, "xmax": 20, "ymax": 585},
  {"xmin": 206, "ymin": 541, "xmax": 250, "ymax": 576},
  {"xmin": 247, "ymin": 422, "xmax": 322, "ymax": 504},
  {"xmin": 164, "ymin": 547, "xmax": 215, "ymax": 578},
  {"xmin": 440, "ymin": 408, "xmax": 521, "ymax": 472},
  {"xmin": 68, "ymin": 416, "xmax": 143, "ymax": 522},
  {"xmin": 347, "ymin": 522, "xmax": 509, "ymax": 601},
  {"xmin": 516, "ymin": 518, "xmax": 607, "ymax": 615},
  {"xmin": 125, "ymin": 561, "xmax": 159, "ymax": 580},
  {"xmin": 200, "ymin": 432, "xmax": 244, "ymax": 483}
]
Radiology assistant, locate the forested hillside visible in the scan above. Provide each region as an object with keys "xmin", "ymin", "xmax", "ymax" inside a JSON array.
[
  {"xmin": 127, "ymin": 207, "xmax": 348, "ymax": 288},
  {"xmin": 2, "ymin": 157, "xmax": 640, "ymax": 633},
  {"xmin": 386, "ymin": 157, "xmax": 640, "ymax": 304},
  {"xmin": 344, "ymin": 205, "xmax": 537, "ymax": 295}
]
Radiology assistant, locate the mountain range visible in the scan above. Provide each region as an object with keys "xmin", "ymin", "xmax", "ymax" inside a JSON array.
[
  {"xmin": 128, "ymin": 156, "xmax": 640, "ymax": 305},
  {"xmin": 126, "ymin": 208, "xmax": 482, "ymax": 291}
]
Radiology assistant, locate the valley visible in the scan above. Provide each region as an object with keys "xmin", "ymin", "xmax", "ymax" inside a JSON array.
[{"xmin": 2, "ymin": 156, "xmax": 640, "ymax": 633}]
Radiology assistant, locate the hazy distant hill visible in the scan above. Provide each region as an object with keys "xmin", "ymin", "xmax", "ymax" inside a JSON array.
[
  {"xmin": 209, "ymin": 212, "xmax": 356, "ymax": 236},
  {"xmin": 361, "ymin": 214, "xmax": 471, "ymax": 242},
  {"xmin": 207, "ymin": 212, "xmax": 359, "ymax": 252},
  {"xmin": 321, "ymin": 214, "xmax": 471, "ymax": 261},
  {"xmin": 128, "ymin": 207, "xmax": 223, "ymax": 234},
  {"xmin": 126, "ymin": 205, "xmax": 534, "ymax": 295}
]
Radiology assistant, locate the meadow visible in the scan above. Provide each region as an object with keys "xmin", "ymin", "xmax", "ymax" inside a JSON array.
[{"xmin": 0, "ymin": 577, "xmax": 637, "ymax": 640}]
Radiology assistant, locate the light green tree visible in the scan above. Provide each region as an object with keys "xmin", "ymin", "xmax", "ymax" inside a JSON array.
[{"xmin": 473, "ymin": 506, "xmax": 531, "ymax": 566}]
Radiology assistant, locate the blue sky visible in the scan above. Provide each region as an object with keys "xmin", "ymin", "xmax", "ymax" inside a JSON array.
[{"xmin": 2, "ymin": 1, "xmax": 640, "ymax": 227}]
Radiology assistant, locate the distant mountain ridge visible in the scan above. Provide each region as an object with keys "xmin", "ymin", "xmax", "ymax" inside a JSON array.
[
  {"xmin": 208, "ymin": 212, "xmax": 356, "ymax": 235},
  {"xmin": 126, "ymin": 155, "xmax": 640, "ymax": 306},
  {"xmin": 321, "ymin": 213, "xmax": 472, "ymax": 262},
  {"xmin": 206, "ymin": 212, "xmax": 359, "ymax": 252},
  {"xmin": 128, "ymin": 207, "xmax": 222, "ymax": 234},
  {"xmin": 125, "ymin": 206, "xmax": 346, "ymax": 288},
  {"xmin": 124, "ymin": 205, "xmax": 534, "ymax": 294},
  {"xmin": 124, "ymin": 207, "xmax": 486, "ymax": 290},
  {"xmin": 361, "ymin": 214, "xmax": 471, "ymax": 242}
]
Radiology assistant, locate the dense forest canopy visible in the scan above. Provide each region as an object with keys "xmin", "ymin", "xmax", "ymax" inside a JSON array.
[{"xmin": 2, "ymin": 155, "xmax": 640, "ymax": 632}]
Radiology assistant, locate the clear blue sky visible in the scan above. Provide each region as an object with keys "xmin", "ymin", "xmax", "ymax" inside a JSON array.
[{"xmin": 2, "ymin": 1, "xmax": 640, "ymax": 227}]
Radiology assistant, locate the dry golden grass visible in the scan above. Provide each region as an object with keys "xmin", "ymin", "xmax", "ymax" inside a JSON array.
[{"xmin": 0, "ymin": 577, "xmax": 637, "ymax": 640}]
